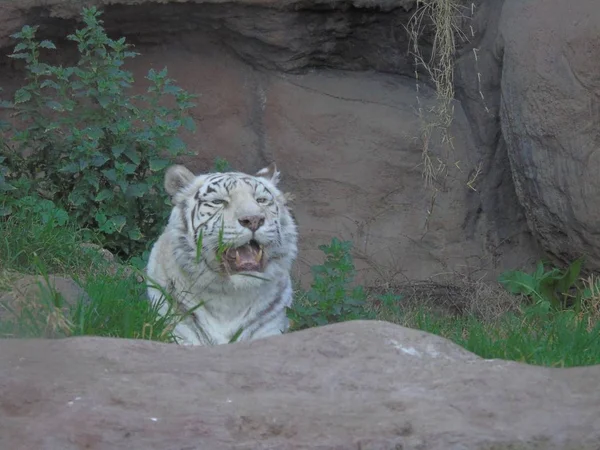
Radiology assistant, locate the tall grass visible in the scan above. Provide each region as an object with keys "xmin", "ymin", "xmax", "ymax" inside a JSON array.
[
  {"xmin": 399, "ymin": 305, "xmax": 600, "ymax": 367},
  {"xmin": 0, "ymin": 205, "xmax": 177, "ymax": 342},
  {"xmin": 0, "ymin": 207, "xmax": 100, "ymax": 277},
  {"xmin": 72, "ymin": 271, "xmax": 175, "ymax": 341}
]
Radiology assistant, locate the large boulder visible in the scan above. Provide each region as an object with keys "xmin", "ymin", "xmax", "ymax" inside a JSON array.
[
  {"xmin": 1, "ymin": 321, "xmax": 599, "ymax": 449},
  {"xmin": 498, "ymin": 0, "xmax": 600, "ymax": 268}
]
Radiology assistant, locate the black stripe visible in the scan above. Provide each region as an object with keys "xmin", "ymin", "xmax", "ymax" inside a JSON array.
[
  {"xmin": 244, "ymin": 280, "xmax": 288, "ymax": 334},
  {"xmin": 190, "ymin": 203, "xmax": 198, "ymax": 228},
  {"xmin": 175, "ymin": 235, "xmax": 194, "ymax": 254}
]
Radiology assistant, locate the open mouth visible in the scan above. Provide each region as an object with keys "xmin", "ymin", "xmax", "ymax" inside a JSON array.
[{"xmin": 223, "ymin": 240, "xmax": 265, "ymax": 273}]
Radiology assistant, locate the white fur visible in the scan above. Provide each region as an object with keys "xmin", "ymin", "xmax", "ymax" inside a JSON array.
[{"xmin": 146, "ymin": 163, "xmax": 298, "ymax": 346}]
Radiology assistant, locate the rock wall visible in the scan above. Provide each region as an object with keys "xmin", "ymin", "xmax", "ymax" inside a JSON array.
[
  {"xmin": 0, "ymin": 0, "xmax": 546, "ymax": 286},
  {"xmin": 499, "ymin": 0, "xmax": 600, "ymax": 268}
]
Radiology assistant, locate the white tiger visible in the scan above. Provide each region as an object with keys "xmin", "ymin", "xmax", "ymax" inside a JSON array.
[{"xmin": 145, "ymin": 163, "xmax": 298, "ymax": 346}]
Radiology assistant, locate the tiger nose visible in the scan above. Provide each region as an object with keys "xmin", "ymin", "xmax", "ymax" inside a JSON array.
[{"xmin": 238, "ymin": 215, "xmax": 265, "ymax": 232}]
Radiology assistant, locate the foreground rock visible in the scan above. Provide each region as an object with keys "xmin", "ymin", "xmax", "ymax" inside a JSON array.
[
  {"xmin": 499, "ymin": 0, "xmax": 600, "ymax": 268},
  {"xmin": 1, "ymin": 321, "xmax": 599, "ymax": 449}
]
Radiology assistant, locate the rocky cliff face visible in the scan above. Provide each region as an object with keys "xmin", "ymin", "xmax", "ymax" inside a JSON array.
[
  {"xmin": 1, "ymin": 0, "xmax": 564, "ymax": 286},
  {"xmin": 498, "ymin": 0, "xmax": 600, "ymax": 269}
]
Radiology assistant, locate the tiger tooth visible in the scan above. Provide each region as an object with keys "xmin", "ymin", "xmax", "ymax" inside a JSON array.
[
  {"xmin": 256, "ymin": 248, "xmax": 263, "ymax": 262},
  {"xmin": 235, "ymin": 250, "xmax": 241, "ymax": 265}
]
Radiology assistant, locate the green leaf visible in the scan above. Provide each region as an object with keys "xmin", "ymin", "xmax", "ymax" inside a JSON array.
[
  {"xmin": 40, "ymin": 80, "xmax": 61, "ymax": 90},
  {"xmin": 0, "ymin": 180, "xmax": 16, "ymax": 192},
  {"xmin": 78, "ymin": 159, "xmax": 90, "ymax": 171},
  {"xmin": 163, "ymin": 84, "xmax": 181, "ymax": 95},
  {"xmin": 111, "ymin": 145, "xmax": 125, "ymax": 158},
  {"xmin": 12, "ymin": 42, "xmax": 28, "ymax": 52},
  {"xmin": 45, "ymin": 100, "xmax": 64, "ymax": 111},
  {"xmin": 499, "ymin": 271, "xmax": 534, "ymax": 294},
  {"xmin": 102, "ymin": 168, "xmax": 118, "ymax": 182},
  {"xmin": 59, "ymin": 162, "xmax": 81, "ymax": 174},
  {"xmin": 98, "ymin": 221, "xmax": 116, "ymax": 235},
  {"xmin": 85, "ymin": 172, "xmax": 100, "ymax": 190},
  {"xmin": 110, "ymin": 215, "xmax": 127, "ymax": 232},
  {"xmin": 91, "ymin": 154, "xmax": 109, "ymax": 167},
  {"xmin": 123, "ymin": 148, "xmax": 140, "ymax": 165},
  {"xmin": 182, "ymin": 116, "xmax": 196, "ymax": 132},
  {"xmin": 127, "ymin": 227, "xmax": 143, "ymax": 241},
  {"xmin": 68, "ymin": 190, "xmax": 87, "ymax": 207},
  {"xmin": 195, "ymin": 229, "xmax": 204, "ymax": 263},
  {"xmin": 95, "ymin": 211, "xmax": 107, "ymax": 225},
  {"xmin": 97, "ymin": 96, "xmax": 112, "ymax": 109},
  {"xmin": 126, "ymin": 183, "xmax": 148, "ymax": 198},
  {"xmin": 129, "ymin": 255, "xmax": 147, "ymax": 270},
  {"xmin": 149, "ymin": 159, "xmax": 169, "ymax": 171},
  {"xmin": 14, "ymin": 88, "xmax": 31, "ymax": 104},
  {"xmin": 498, "ymin": 270, "xmax": 545, "ymax": 303},
  {"xmin": 39, "ymin": 40, "xmax": 57, "ymax": 49},
  {"xmin": 228, "ymin": 327, "xmax": 244, "ymax": 344},
  {"xmin": 165, "ymin": 136, "xmax": 185, "ymax": 154},
  {"xmin": 113, "ymin": 119, "xmax": 131, "ymax": 134},
  {"xmin": 61, "ymin": 99, "xmax": 76, "ymax": 112},
  {"xmin": 538, "ymin": 280, "xmax": 559, "ymax": 308},
  {"xmin": 95, "ymin": 189, "xmax": 113, "ymax": 202},
  {"xmin": 556, "ymin": 257, "xmax": 584, "ymax": 294},
  {"xmin": 8, "ymin": 53, "xmax": 29, "ymax": 60},
  {"xmin": 534, "ymin": 261, "xmax": 545, "ymax": 280},
  {"xmin": 44, "ymin": 208, "xmax": 69, "ymax": 226},
  {"xmin": 28, "ymin": 63, "xmax": 50, "ymax": 76},
  {"xmin": 122, "ymin": 163, "xmax": 137, "ymax": 175},
  {"xmin": 115, "ymin": 179, "xmax": 128, "ymax": 194}
]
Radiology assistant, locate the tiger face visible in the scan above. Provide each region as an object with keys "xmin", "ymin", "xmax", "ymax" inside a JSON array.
[{"xmin": 164, "ymin": 163, "xmax": 297, "ymax": 282}]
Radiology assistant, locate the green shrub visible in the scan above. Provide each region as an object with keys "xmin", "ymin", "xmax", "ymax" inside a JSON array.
[
  {"xmin": 0, "ymin": 6, "xmax": 196, "ymax": 258},
  {"xmin": 212, "ymin": 157, "xmax": 232, "ymax": 173},
  {"xmin": 287, "ymin": 238, "xmax": 376, "ymax": 330},
  {"xmin": 498, "ymin": 258, "xmax": 599, "ymax": 312}
]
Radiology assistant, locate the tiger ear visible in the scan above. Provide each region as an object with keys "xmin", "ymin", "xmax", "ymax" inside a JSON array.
[
  {"xmin": 256, "ymin": 162, "xmax": 281, "ymax": 186},
  {"xmin": 165, "ymin": 165, "xmax": 195, "ymax": 196}
]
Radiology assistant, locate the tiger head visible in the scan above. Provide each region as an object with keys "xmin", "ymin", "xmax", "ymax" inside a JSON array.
[{"xmin": 164, "ymin": 163, "xmax": 298, "ymax": 284}]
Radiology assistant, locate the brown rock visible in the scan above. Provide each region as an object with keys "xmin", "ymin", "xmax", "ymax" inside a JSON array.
[
  {"xmin": 80, "ymin": 244, "xmax": 144, "ymax": 282},
  {"xmin": 0, "ymin": 321, "xmax": 599, "ymax": 449},
  {"xmin": 498, "ymin": 0, "xmax": 600, "ymax": 268},
  {"xmin": 0, "ymin": 274, "xmax": 88, "ymax": 338}
]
